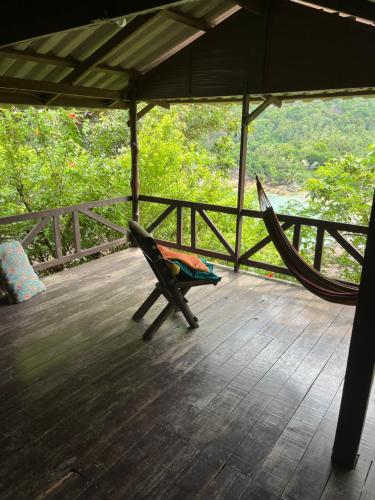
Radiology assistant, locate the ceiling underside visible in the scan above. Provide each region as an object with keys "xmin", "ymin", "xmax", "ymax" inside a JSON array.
[{"xmin": 0, "ymin": 0, "xmax": 374, "ymax": 109}]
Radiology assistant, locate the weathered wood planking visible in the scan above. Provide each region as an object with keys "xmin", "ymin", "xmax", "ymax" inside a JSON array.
[{"xmin": 0, "ymin": 248, "xmax": 371, "ymax": 500}]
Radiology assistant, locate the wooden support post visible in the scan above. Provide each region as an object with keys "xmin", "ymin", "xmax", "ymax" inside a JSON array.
[
  {"xmin": 129, "ymin": 97, "xmax": 139, "ymax": 222},
  {"xmin": 234, "ymin": 94, "xmax": 250, "ymax": 272},
  {"xmin": 331, "ymin": 190, "xmax": 375, "ymax": 469}
]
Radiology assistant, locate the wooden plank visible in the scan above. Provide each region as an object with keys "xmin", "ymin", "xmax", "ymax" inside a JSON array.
[
  {"xmin": 225, "ymin": 314, "xmax": 351, "ymax": 499},
  {"xmin": 234, "ymin": 94, "xmax": 250, "ymax": 271},
  {"xmin": 313, "ymin": 226, "xmax": 324, "ymax": 271},
  {"xmin": 126, "ymin": 103, "xmax": 157, "ymax": 126},
  {"xmin": 138, "ymin": 194, "xmax": 238, "ymax": 215},
  {"xmin": 327, "ymin": 228, "xmax": 364, "ymax": 265},
  {"xmin": 21, "ymin": 216, "xmax": 51, "ymax": 248},
  {"xmin": 239, "ymin": 221, "xmax": 293, "ymax": 261},
  {"xmin": 198, "ymin": 209, "xmax": 234, "ymax": 257},
  {"xmin": 176, "ymin": 206, "xmax": 183, "ymax": 245},
  {"xmin": 78, "ymin": 207, "xmax": 128, "ymax": 235},
  {"xmin": 0, "ymin": 271, "xmax": 264, "ymax": 495},
  {"xmin": 0, "ymin": 196, "xmax": 131, "ymax": 225},
  {"xmin": 240, "ymin": 258, "xmax": 291, "ymax": 276},
  {"xmin": 292, "ymin": 223, "xmax": 301, "ymax": 250},
  {"xmin": 244, "ymin": 96, "xmax": 282, "ymax": 127},
  {"xmin": 303, "ymin": 0, "xmax": 375, "ymax": 24},
  {"xmin": 33, "ymin": 236, "xmax": 129, "ymax": 271},
  {"xmin": 146, "ymin": 205, "xmax": 175, "ymax": 233},
  {"xmin": 72, "ymin": 211, "xmax": 81, "ymax": 253},
  {"xmin": 154, "ymin": 298, "xmax": 344, "ymax": 499},
  {"xmin": 53, "ymin": 215, "xmax": 63, "ymax": 259},
  {"xmin": 0, "ymin": 253, "xmax": 363, "ymax": 499},
  {"xmin": 0, "ymin": 92, "xmax": 129, "ymax": 110},
  {"xmin": 191, "ymin": 208, "xmax": 196, "ymax": 249}
]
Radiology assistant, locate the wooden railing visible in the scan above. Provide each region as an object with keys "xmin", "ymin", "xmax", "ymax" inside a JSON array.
[
  {"xmin": 139, "ymin": 194, "xmax": 368, "ymax": 283},
  {"xmin": 0, "ymin": 196, "xmax": 132, "ymax": 271},
  {"xmin": 0, "ymin": 194, "xmax": 368, "ymax": 282}
]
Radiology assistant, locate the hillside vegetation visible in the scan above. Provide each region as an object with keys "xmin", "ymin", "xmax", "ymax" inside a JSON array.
[{"xmin": 0, "ymin": 98, "xmax": 373, "ymax": 282}]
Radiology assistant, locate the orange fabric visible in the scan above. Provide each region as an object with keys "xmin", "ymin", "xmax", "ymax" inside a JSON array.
[{"xmin": 157, "ymin": 245, "xmax": 209, "ymax": 272}]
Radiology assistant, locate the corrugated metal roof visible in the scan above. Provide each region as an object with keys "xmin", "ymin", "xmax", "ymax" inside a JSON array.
[
  {"xmin": 0, "ymin": 0, "xmax": 373, "ymax": 108},
  {"xmin": 0, "ymin": 0, "xmax": 237, "ymax": 95}
]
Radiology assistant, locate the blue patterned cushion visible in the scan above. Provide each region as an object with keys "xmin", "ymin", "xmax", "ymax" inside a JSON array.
[{"xmin": 0, "ymin": 241, "xmax": 46, "ymax": 303}]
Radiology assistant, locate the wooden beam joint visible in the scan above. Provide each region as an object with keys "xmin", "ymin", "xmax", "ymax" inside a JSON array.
[{"xmin": 244, "ymin": 96, "xmax": 282, "ymax": 127}]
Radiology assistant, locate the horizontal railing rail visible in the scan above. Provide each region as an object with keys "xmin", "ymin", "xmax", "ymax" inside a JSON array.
[
  {"xmin": 0, "ymin": 196, "xmax": 132, "ymax": 271},
  {"xmin": 139, "ymin": 194, "xmax": 368, "ymax": 284},
  {"xmin": 1, "ymin": 193, "xmax": 368, "ymax": 282}
]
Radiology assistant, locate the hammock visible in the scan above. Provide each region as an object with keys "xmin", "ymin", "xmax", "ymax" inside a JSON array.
[{"xmin": 256, "ymin": 176, "xmax": 358, "ymax": 306}]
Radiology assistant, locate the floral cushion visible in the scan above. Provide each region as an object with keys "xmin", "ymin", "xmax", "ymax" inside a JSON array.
[{"xmin": 0, "ymin": 241, "xmax": 46, "ymax": 303}]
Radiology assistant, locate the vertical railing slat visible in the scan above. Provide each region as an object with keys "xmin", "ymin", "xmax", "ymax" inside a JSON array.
[
  {"xmin": 314, "ymin": 226, "xmax": 324, "ymax": 271},
  {"xmin": 177, "ymin": 206, "xmax": 183, "ymax": 246},
  {"xmin": 292, "ymin": 223, "xmax": 301, "ymax": 250},
  {"xmin": 191, "ymin": 208, "xmax": 196, "ymax": 249},
  {"xmin": 72, "ymin": 211, "xmax": 81, "ymax": 253},
  {"xmin": 53, "ymin": 215, "xmax": 63, "ymax": 259}
]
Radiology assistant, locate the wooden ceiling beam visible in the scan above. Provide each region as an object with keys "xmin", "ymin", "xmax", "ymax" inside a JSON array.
[
  {"xmin": 162, "ymin": 8, "xmax": 213, "ymax": 31},
  {"xmin": 235, "ymin": 0, "xmax": 263, "ymax": 15},
  {"xmin": 0, "ymin": 1, "xmax": 197, "ymax": 48},
  {"xmin": 0, "ymin": 93, "xmax": 128, "ymax": 110},
  {"xmin": 0, "ymin": 76, "xmax": 124, "ymax": 101},
  {"xmin": 291, "ymin": 0, "xmax": 375, "ymax": 23},
  {"xmin": 0, "ymin": 48, "xmax": 140, "ymax": 77}
]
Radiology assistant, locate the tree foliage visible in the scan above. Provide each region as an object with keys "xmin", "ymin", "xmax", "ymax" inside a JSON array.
[{"xmin": 0, "ymin": 99, "xmax": 373, "ymax": 283}]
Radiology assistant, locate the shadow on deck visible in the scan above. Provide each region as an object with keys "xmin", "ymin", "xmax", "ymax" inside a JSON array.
[{"xmin": 0, "ymin": 249, "xmax": 374, "ymax": 499}]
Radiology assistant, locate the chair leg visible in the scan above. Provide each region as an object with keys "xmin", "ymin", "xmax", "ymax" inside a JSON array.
[
  {"xmin": 132, "ymin": 286, "xmax": 162, "ymax": 321},
  {"xmin": 143, "ymin": 302, "xmax": 175, "ymax": 340},
  {"xmin": 172, "ymin": 286, "xmax": 199, "ymax": 329}
]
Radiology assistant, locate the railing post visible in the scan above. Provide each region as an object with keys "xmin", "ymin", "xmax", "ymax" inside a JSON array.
[
  {"xmin": 129, "ymin": 92, "xmax": 139, "ymax": 223},
  {"xmin": 234, "ymin": 94, "xmax": 250, "ymax": 272}
]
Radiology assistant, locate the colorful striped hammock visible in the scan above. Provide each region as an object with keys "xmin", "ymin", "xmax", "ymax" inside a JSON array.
[{"xmin": 256, "ymin": 176, "xmax": 358, "ymax": 306}]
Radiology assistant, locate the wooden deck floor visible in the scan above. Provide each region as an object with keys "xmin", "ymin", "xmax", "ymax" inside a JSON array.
[{"xmin": 0, "ymin": 249, "xmax": 374, "ymax": 500}]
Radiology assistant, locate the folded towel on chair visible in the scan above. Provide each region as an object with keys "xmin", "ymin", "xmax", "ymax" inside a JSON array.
[{"xmin": 157, "ymin": 245, "xmax": 209, "ymax": 272}]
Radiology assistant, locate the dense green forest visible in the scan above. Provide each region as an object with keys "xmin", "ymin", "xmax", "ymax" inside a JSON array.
[{"xmin": 0, "ymin": 98, "xmax": 374, "ymax": 283}]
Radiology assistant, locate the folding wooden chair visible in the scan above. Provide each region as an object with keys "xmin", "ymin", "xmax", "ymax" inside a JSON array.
[{"xmin": 129, "ymin": 221, "xmax": 218, "ymax": 339}]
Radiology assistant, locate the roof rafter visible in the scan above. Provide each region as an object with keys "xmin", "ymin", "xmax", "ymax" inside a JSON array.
[
  {"xmin": 0, "ymin": 48, "xmax": 140, "ymax": 77},
  {"xmin": 0, "ymin": 75, "xmax": 124, "ymax": 101},
  {"xmin": 162, "ymin": 8, "xmax": 213, "ymax": 31},
  {"xmin": 124, "ymin": 4, "xmax": 241, "ymax": 78},
  {"xmin": 290, "ymin": 0, "xmax": 375, "ymax": 23}
]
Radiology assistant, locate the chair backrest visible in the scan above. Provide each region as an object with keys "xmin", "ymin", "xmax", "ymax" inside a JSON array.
[{"xmin": 128, "ymin": 221, "xmax": 176, "ymax": 293}]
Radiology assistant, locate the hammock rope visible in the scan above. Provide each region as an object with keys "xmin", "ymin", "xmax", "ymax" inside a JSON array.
[{"xmin": 255, "ymin": 176, "xmax": 358, "ymax": 306}]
